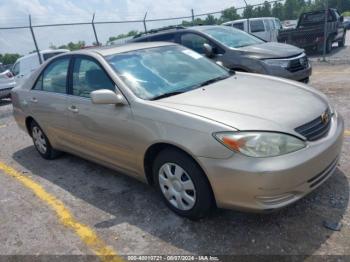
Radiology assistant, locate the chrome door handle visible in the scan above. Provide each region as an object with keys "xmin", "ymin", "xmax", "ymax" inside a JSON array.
[
  {"xmin": 30, "ymin": 97, "xmax": 38, "ymax": 103},
  {"xmin": 68, "ymin": 105, "xmax": 79, "ymax": 113}
]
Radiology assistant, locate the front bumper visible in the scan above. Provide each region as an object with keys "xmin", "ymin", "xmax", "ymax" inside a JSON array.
[
  {"xmin": 265, "ymin": 64, "xmax": 312, "ymax": 82},
  {"xmin": 198, "ymin": 113, "xmax": 344, "ymax": 212}
]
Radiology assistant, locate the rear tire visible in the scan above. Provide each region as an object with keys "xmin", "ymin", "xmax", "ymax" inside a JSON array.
[
  {"xmin": 30, "ymin": 121, "xmax": 61, "ymax": 160},
  {"xmin": 153, "ymin": 148, "xmax": 214, "ymax": 220}
]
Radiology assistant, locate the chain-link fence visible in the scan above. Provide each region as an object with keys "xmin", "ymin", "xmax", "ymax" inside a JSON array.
[{"xmin": 0, "ymin": 0, "xmax": 348, "ymax": 66}]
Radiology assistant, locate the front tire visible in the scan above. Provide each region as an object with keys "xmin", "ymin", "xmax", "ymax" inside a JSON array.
[
  {"xmin": 153, "ymin": 148, "xmax": 214, "ymax": 220},
  {"xmin": 30, "ymin": 121, "xmax": 61, "ymax": 160},
  {"xmin": 338, "ymin": 33, "xmax": 346, "ymax": 47},
  {"xmin": 326, "ymin": 37, "xmax": 333, "ymax": 53}
]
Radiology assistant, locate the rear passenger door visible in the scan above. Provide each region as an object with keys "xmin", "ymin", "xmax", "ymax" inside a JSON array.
[{"xmin": 27, "ymin": 57, "xmax": 71, "ymax": 148}]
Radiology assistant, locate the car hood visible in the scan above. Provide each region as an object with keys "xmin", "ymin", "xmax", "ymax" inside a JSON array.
[
  {"xmin": 237, "ymin": 42, "xmax": 304, "ymax": 59},
  {"xmin": 154, "ymin": 73, "xmax": 328, "ymax": 135}
]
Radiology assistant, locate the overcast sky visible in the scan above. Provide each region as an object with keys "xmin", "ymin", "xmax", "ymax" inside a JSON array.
[{"xmin": 0, "ymin": 0, "xmax": 261, "ymax": 54}]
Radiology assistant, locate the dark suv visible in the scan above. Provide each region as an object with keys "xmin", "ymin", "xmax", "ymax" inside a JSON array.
[{"xmin": 131, "ymin": 25, "xmax": 312, "ymax": 83}]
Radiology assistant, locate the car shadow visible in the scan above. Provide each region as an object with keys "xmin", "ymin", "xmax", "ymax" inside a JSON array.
[
  {"xmin": 13, "ymin": 146, "xmax": 349, "ymax": 255},
  {"xmin": 307, "ymin": 45, "xmax": 347, "ymax": 57}
]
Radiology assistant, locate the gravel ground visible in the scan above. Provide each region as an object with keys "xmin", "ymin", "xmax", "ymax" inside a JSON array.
[{"xmin": 0, "ymin": 63, "xmax": 349, "ymax": 260}]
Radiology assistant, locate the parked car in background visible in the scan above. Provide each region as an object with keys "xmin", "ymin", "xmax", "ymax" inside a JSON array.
[
  {"xmin": 131, "ymin": 26, "xmax": 311, "ymax": 83},
  {"xmin": 343, "ymin": 17, "xmax": 350, "ymax": 30},
  {"xmin": 282, "ymin": 20, "xmax": 298, "ymax": 29},
  {"xmin": 278, "ymin": 9, "xmax": 346, "ymax": 53},
  {"xmin": 11, "ymin": 43, "xmax": 344, "ymax": 219},
  {"xmin": 222, "ymin": 17, "xmax": 283, "ymax": 42},
  {"xmin": 0, "ymin": 62, "xmax": 15, "ymax": 100},
  {"xmin": 12, "ymin": 49, "xmax": 69, "ymax": 87}
]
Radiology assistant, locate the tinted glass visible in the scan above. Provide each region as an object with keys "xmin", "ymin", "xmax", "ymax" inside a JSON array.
[
  {"xmin": 232, "ymin": 22, "xmax": 244, "ymax": 31},
  {"xmin": 43, "ymin": 52, "xmax": 66, "ymax": 61},
  {"xmin": 250, "ymin": 20, "xmax": 265, "ymax": 32},
  {"xmin": 149, "ymin": 33, "xmax": 175, "ymax": 42},
  {"xmin": 12, "ymin": 62, "xmax": 20, "ymax": 76},
  {"xmin": 41, "ymin": 58, "xmax": 69, "ymax": 94},
  {"xmin": 106, "ymin": 46, "xmax": 229, "ymax": 100},
  {"xmin": 180, "ymin": 33, "xmax": 209, "ymax": 54},
  {"xmin": 202, "ymin": 27, "xmax": 264, "ymax": 48},
  {"xmin": 72, "ymin": 57, "xmax": 115, "ymax": 98}
]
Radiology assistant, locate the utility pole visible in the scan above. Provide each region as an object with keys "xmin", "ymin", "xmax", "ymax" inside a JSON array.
[
  {"xmin": 29, "ymin": 15, "xmax": 42, "ymax": 65},
  {"xmin": 191, "ymin": 9, "xmax": 195, "ymax": 26},
  {"xmin": 92, "ymin": 13, "xmax": 100, "ymax": 46},
  {"xmin": 322, "ymin": 0, "xmax": 328, "ymax": 61},
  {"xmin": 242, "ymin": 0, "xmax": 250, "ymax": 33}
]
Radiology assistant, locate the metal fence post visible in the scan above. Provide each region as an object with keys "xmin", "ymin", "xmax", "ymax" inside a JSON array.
[
  {"xmin": 322, "ymin": 1, "xmax": 328, "ymax": 62},
  {"xmin": 92, "ymin": 13, "xmax": 100, "ymax": 46},
  {"xmin": 143, "ymin": 12, "xmax": 148, "ymax": 33},
  {"xmin": 29, "ymin": 15, "xmax": 42, "ymax": 64},
  {"xmin": 243, "ymin": 0, "xmax": 250, "ymax": 33},
  {"xmin": 191, "ymin": 9, "xmax": 195, "ymax": 25}
]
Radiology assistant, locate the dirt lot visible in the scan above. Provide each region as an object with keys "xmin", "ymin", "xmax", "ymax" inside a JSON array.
[{"xmin": 0, "ymin": 63, "xmax": 350, "ymax": 261}]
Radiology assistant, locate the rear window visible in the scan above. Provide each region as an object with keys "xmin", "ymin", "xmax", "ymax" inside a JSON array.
[
  {"xmin": 232, "ymin": 22, "xmax": 244, "ymax": 31},
  {"xmin": 148, "ymin": 33, "xmax": 175, "ymax": 42},
  {"xmin": 250, "ymin": 20, "xmax": 265, "ymax": 33},
  {"xmin": 43, "ymin": 52, "xmax": 66, "ymax": 61},
  {"xmin": 299, "ymin": 11, "xmax": 335, "ymax": 25}
]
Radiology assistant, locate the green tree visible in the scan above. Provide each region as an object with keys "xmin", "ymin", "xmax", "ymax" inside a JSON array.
[
  {"xmin": 243, "ymin": 5, "xmax": 255, "ymax": 18},
  {"xmin": 221, "ymin": 7, "xmax": 240, "ymax": 22},
  {"xmin": 204, "ymin": 14, "xmax": 217, "ymax": 25},
  {"xmin": 58, "ymin": 41, "xmax": 86, "ymax": 51},
  {"xmin": 0, "ymin": 53, "xmax": 21, "ymax": 65},
  {"xmin": 272, "ymin": 2, "xmax": 284, "ymax": 19}
]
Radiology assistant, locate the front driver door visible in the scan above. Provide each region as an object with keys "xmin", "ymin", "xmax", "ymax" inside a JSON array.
[{"xmin": 65, "ymin": 56, "xmax": 137, "ymax": 173}]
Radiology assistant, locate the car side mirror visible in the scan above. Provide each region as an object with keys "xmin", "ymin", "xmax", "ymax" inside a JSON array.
[
  {"xmin": 91, "ymin": 89, "xmax": 126, "ymax": 105},
  {"xmin": 340, "ymin": 16, "xmax": 344, "ymax": 22},
  {"xmin": 203, "ymin": 43, "xmax": 214, "ymax": 58}
]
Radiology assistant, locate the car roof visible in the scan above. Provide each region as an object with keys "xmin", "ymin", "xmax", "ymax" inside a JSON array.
[
  {"xmin": 70, "ymin": 42, "xmax": 176, "ymax": 57},
  {"xmin": 131, "ymin": 25, "xmax": 230, "ymax": 41},
  {"xmin": 223, "ymin": 17, "xmax": 278, "ymax": 24}
]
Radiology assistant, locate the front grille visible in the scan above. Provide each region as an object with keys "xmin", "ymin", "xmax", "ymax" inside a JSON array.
[
  {"xmin": 307, "ymin": 157, "xmax": 338, "ymax": 188},
  {"xmin": 287, "ymin": 55, "xmax": 309, "ymax": 72},
  {"xmin": 295, "ymin": 108, "xmax": 332, "ymax": 141}
]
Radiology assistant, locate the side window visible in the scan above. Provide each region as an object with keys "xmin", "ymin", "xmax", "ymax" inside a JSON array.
[
  {"xmin": 250, "ymin": 20, "xmax": 265, "ymax": 33},
  {"xmin": 12, "ymin": 62, "xmax": 20, "ymax": 76},
  {"xmin": 33, "ymin": 75, "xmax": 43, "ymax": 90},
  {"xmin": 180, "ymin": 33, "xmax": 209, "ymax": 54},
  {"xmin": 72, "ymin": 57, "xmax": 115, "ymax": 98},
  {"xmin": 149, "ymin": 33, "xmax": 175, "ymax": 42},
  {"xmin": 41, "ymin": 58, "xmax": 69, "ymax": 94},
  {"xmin": 232, "ymin": 22, "xmax": 244, "ymax": 31}
]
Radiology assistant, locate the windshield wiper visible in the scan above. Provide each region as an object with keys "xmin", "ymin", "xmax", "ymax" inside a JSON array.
[
  {"xmin": 151, "ymin": 91, "xmax": 184, "ymax": 101},
  {"xmin": 198, "ymin": 75, "xmax": 230, "ymax": 87}
]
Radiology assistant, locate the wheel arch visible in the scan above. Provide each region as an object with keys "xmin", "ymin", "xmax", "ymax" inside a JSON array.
[
  {"xmin": 143, "ymin": 143, "xmax": 215, "ymax": 196},
  {"xmin": 25, "ymin": 116, "xmax": 35, "ymax": 137}
]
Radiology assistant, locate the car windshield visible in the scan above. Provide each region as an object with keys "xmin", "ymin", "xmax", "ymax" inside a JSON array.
[
  {"xmin": 202, "ymin": 26, "xmax": 264, "ymax": 48},
  {"xmin": 106, "ymin": 45, "xmax": 230, "ymax": 100}
]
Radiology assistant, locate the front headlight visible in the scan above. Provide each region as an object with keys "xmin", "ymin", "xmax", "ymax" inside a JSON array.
[
  {"xmin": 262, "ymin": 59, "xmax": 289, "ymax": 68},
  {"xmin": 213, "ymin": 132, "xmax": 306, "ymax": 157}
]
